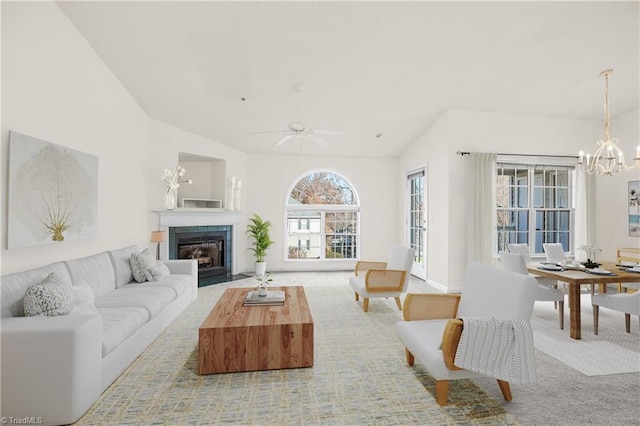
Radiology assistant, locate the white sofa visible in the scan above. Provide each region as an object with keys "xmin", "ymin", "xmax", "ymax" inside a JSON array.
[{"xmin": 1, "ymin": 245, "xmax": 198, "ymax": 426}]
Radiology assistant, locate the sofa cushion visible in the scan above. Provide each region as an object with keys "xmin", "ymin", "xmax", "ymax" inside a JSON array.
[
  {"xmin": 65, "ymin": 252, "xmax": 116, "ymax": 298},
  {"xmin": 107, "ymin": 245, "xmax": 139, "ymax": 288},
  {"xmin": 130, "ymin": 249, "xmax": 156, "ymax": 283},
  {"xmin": 97, "ymin": 306, "xmax": 149, "ymax": 357},
  {"xmin": 23, "ymin": 272, "xmax": 72, "ymax": 317},
  {"xmin": 1, "ymin": 262, "xmax": 72, "ymax": 317},
  {"xmin": 69, "ymin": 280, "xmax": 98, "ymax": 315},
  {"xmin": 94, "ymin": 286, "xmax": 176, "ymax": 319},
  {"xmin": 125, "ymin": 274, "xmax": 192, "ymax": 299}
]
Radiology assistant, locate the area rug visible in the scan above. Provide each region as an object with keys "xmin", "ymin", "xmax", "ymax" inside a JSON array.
[
  {"xmin": 75, "ymin": 272, "xmax": 517, "ymax": 425},
  {"xmin": 529, "ymin": 293, "xmax": 640, "ymax": 376}
]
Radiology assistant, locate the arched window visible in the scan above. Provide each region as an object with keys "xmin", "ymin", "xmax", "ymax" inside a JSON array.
[{"xmin": 285, "ymin": 170, "xmax": 360, "ymax": 260}]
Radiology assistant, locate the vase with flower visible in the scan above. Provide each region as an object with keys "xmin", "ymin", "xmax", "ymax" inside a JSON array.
[
  {"xmin": 255, "ymin": 272, "xmax": 273, "ymax": 297},
  {"xmin": 578, "ymin": 244, "xmax": 602, "ymax": 269},
  {"xmin": 161, "ymin": 165, "xmax": 192, "ymax": 210}
]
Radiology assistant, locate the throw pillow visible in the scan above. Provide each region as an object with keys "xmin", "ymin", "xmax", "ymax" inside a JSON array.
[
  {"xmin": 150, "ymin": 262, "xmax": 170, "ymax": 281},
  {"xmin": 130, "ymin": 248, "xmax": 156, "ymax": 283},
  {"xmin": 23, "ymin": 272, "xmax": 72, "ymax": 317},
  {"xmin": 69, "ymin": 279, "xmax": 98, "ymax": 315}
]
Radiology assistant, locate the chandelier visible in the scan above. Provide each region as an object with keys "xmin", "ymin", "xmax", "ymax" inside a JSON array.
[{"xmin": 577, "ymin": 69, "xmax": 640, "ymax": 176}]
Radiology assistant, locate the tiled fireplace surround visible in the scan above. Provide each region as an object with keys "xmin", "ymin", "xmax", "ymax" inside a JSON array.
[{"xmin": 157, "ymin": 210, "xmax": 242, "ymax": 286}]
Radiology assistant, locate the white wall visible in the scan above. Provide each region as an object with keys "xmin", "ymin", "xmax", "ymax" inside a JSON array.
[
  {"xmin": 594, "ymin": 107, "xmax": 640, "ymax": 260},
  {"xmin": 1, "ymin": 2, "xmax": 149, "ymax": 275},
  {"xmin": 245, "ymin": 154, "xmax": 398, "ymax": 273},
  {"xmin": 398, "ymin": 111, "xmax": 451, "ymax": 290}
]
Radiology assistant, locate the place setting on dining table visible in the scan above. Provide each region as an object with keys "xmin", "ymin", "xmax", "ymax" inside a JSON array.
[
  {"xmin": 526, "ymin": 250, "xmax": 640, "ymax": 340},
  {"xmin": 535, "ymin": 259, "xmax": 640, "ymax": 276}
]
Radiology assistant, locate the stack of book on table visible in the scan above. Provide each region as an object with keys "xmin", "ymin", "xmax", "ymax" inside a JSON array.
[{"xmin": 243, "ymin": 290, "xmax": 286, "ymax": 306}]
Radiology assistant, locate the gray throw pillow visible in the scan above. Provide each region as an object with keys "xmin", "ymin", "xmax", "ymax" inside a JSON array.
[
  {"xmin": 130, "ymin": 248, "xmax": 156, "ymax": 283},
  {"xmin": 23, "ymin": 272, "xmax": 72, "ymax": 317}
]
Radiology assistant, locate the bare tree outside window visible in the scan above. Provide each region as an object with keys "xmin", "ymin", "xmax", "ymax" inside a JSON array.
[{"xmin": 287, "ymin": 171, "xmax": 359, "ymax": 260}]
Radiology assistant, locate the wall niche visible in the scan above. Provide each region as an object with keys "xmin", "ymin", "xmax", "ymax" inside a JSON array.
[{"xmin": 177, "ymin": 152, "xmax": 227, "ymax": 209}]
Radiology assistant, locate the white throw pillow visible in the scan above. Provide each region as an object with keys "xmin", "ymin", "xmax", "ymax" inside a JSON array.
[
  {"xmin": 23, "ymin": 272, "xmax": 72, "ymax": 317},
  {"xmin": 130, "ymin": 248, "xmax": 156, "ymax": 283},
  {"xmin": 69, "ymin": 279, "xmax": 98, "ymax": 315},
  {"xmin": 150, "ymin": 262, "xmax": 170, "ymax": 281}
]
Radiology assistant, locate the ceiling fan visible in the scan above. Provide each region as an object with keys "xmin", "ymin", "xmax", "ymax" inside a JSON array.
[{"xmin": 250, "ymin": 84, "xmax": 345, "ymax": 146}]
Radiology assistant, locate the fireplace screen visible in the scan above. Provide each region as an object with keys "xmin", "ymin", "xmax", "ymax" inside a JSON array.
[{"xmin": 176, "ymin": 232, "xmax": 225, "ymax": 278}]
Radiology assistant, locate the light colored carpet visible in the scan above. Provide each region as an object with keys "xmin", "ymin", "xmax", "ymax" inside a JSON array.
[
  {"xmin": 76, "ymin": 272, "xmax": 517, "ymax": 425},
  {"xmin": 530, "ymin": 293, "xmax": 640, "ymax": 376},
  {"xmin": 75, "ymin": 272, "xmax": 640, "ymax": 425}
]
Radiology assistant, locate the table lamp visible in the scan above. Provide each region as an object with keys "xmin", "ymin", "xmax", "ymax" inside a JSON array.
[{"xmin": 150, "ymin": 230, "xmax": 167, "ymax": 260}]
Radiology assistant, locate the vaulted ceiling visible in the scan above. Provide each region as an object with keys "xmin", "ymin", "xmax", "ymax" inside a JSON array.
[{"xmin": 57, "ymin": 1, "xmax": 639, "ymax": 157}]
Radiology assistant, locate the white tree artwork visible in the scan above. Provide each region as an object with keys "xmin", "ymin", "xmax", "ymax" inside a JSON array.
[{"xmin": 8, "ymin": 131, "xmax": 98, "ymax": 249}]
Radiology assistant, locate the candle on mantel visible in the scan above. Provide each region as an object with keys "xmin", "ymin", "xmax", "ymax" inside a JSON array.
[{"xmin": 234, "ymin": 180, "xmax": 242, "ymax": 211}]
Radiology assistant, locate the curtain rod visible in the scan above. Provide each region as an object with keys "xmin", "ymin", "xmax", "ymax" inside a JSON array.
[{"xmin": 456, "ymin": 151, "xmax": 578, "ymax": 159}]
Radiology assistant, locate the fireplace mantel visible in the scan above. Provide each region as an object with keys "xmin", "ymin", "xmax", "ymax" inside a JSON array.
[{"xmin": 155, "ymin": 209, "xmax": 242, "ymax": 228}]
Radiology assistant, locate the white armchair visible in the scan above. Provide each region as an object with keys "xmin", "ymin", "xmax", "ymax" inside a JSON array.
[
  {"xmin": 592, "ymin": 291, "xmax": 640, "ymax": 335},
  {"xmin": 395, "ymin": 262, "xmax": 536, "ymax": 406},
  {"xmin": 349, "ymin": 245, "xmax": 414, "ymax": 312},
  {"xmin": 500, "ymin": 252, "xmax": 565, "ymax": 329}
]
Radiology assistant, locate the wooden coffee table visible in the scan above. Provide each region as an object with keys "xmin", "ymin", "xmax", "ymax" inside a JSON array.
[{"xmin": 198, "ymin": 286, "xmax": 314, "ymax": 374}]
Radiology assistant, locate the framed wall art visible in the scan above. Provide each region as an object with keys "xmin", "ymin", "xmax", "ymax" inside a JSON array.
[
  {"xmin": 629, "ymin": 180, "xmax": 640, "ymax": 237},
  {"xmin": 8, "ymin": 131, "xmax": 99, "ymax": 249}
]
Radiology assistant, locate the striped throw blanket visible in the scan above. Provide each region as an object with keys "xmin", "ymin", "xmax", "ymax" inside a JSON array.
[{"xmin": 453, "ymin": 317, "xmax": 536, "ymax": 385}]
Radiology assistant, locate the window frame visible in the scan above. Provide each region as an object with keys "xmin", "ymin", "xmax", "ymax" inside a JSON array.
[
  {"xmin": 495, "ymin": 156, "xmax": 576, "ymax": 258},
  {"xmin": 284, "ymin": 170, "xmax": 360, "ymax": 262}
]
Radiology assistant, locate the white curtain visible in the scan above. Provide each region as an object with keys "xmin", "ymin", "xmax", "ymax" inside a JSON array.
[
  {"xmin": 574, "ymin": 167, "xmax": 596, "ymax": 262},
  {"xmin": 467, "ymin": 152, "xmax": 497, "ymax": 265}
]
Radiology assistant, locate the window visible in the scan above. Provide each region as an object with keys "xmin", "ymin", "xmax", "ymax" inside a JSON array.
[
  {"xmin": 286, "ymin": 171, "xmax": 359, "ymax": 260},
  {"xmin": 496, "ymin": 161, "xmax": 575, "ymax": 256}
]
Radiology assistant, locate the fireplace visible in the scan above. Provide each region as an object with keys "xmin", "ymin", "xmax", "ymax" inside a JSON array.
[{"xmin": 168, "ymin": 225, "xmax": 233, "ymax": 287}]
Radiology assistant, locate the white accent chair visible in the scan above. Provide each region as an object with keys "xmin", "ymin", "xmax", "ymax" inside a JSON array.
[
  {"xmin": 500, "ymin": 252, "xmax": 565, "ymax": 329},
  {"xmin": 592, "ymin": 291, "xmax": 640, "ymax": 334},
  {"xmin": 395, "ymin": 262, "xmax": 536, "ymax": 406},
  {"xmin": 349, "ymin": 245, "xmax": 414, "ymax": 312},
  {"xmin": 543, "ymin": 243, "xmax": 566, "ymax": 263}
]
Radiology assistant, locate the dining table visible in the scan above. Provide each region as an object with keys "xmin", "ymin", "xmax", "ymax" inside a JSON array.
[{"xmin": 526, "ymin": 261, "xmax": 640, "ymax": 340}]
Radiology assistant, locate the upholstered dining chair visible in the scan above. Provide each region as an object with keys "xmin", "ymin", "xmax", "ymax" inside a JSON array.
[
  {"xmin": 395, "ymin": 262, "xmax": 536, "ymax": 406},
  {"xmin": 543, "ymin": 243, "xmax": 566, "ymax": 263},
  {"xmin": 508, "ymin": 243, "xmax": 532, "ymax": 263},
  {"xmin": 349, "ymin": 245, "xmax": 414, "ymax": 312},
  {"xmin": 500, "ymin": 252, "xmax": 565, "ymax": 329},
  {"xmin": 592, "ymin": 290, "xmax": 640, "ymax": 335}
]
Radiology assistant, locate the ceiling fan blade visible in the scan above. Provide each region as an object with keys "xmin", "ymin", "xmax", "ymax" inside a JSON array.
[
  {"xmin": 305, "ymin": 134, "xmax": 330, "ymax": 146},
  {"xmin": 249, "ymin": 130, "xmax": 289, "ymax": 135},
  {"xmin": 273, "ymin": 134, "xmax": 296, "ymax": 146},
  {"xmin": 312, "ymin": 129, "xmax": 346, "ymax": 136}
]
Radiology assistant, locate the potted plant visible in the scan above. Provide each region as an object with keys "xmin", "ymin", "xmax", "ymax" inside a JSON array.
[
  {"xmin": 246, "ymin": 213, "xmax": 274, "ymax": 276},
  {"xmin": 578, "ymin": 244, "xmax": 602, "ymax": 269}
]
